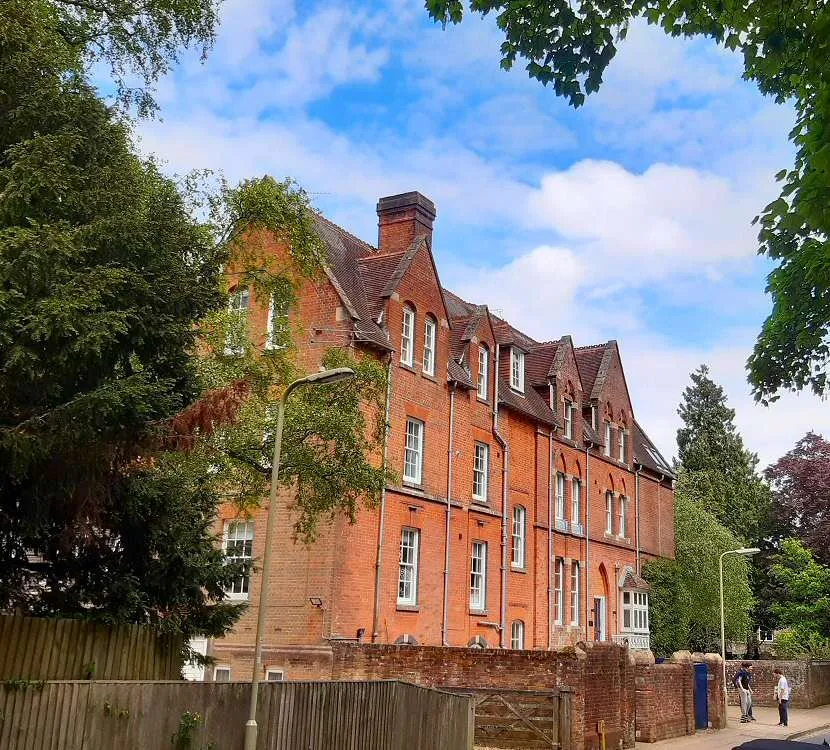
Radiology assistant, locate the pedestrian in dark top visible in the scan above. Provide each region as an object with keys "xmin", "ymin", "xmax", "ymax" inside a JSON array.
[{"xmin": 734, "ymin": 662, "xmax": 755, "ymax": 723}]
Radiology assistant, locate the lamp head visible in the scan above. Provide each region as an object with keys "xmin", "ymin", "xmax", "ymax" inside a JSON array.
[
  {"xmin": 305, "ymin": 367, "xmax": 355, "ymax": 386},
  {"xmin": 737, "ymin": 547, "xmax": 761, "ymax": 556}
]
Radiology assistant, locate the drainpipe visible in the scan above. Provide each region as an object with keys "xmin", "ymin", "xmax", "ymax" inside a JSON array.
[
  {"xmin": 493, "ymin": 346, "xmax": 509, "ymax": 648},
  {"xmin": 548, "ymin": 383, "xmax": 555, "ymax": 649},
  {"xmin": 442, "ymin": 386, "xmax": 456, "ymax": 646},
  {"xmin": 584, "ymin": 443, "xmax": 591, "ymax": 640},
  {"xmin": 635, "ymin": 466, "xmax": 642, "ymax": 574},
  {"xmin": 371, "ymin": 357, "xmax": 393, "ymax": 642}
]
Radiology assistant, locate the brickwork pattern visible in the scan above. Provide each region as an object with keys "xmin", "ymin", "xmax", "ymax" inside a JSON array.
[
  {"xmin": 635, "ymin": 662, "xmax": 695, "ymax": 742},
  {"xmin": 726, "ymin": 659, "xmax": 830, "ymax": 709}
]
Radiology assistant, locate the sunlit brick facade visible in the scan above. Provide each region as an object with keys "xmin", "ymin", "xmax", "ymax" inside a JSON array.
[{"xmin": 203, "ymin": 191, "xmax": 675, "ymax": 682}]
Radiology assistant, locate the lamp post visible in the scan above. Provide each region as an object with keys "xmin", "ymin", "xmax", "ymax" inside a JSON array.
[
  {"xmin": 244, "ymin": 367, "xmax": 355, "ymax": 750},
  {"xmin": 719, "ymin": 547, "xmax": 761, "ymax": 713}
]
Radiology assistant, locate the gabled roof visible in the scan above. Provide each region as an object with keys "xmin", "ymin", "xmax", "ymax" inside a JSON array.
[
  {"xmin": 447, "ymin": 358, "xmax": 475, "ymax": 389},
  {"xmin": 313, "ymin": 215, "xmax": 391, "ymax": 351},
  {"xmin": 633, "ymin": 419, "xmax": 675, "ymax": 479},
  {"xmin": 574, "ymin": 343, "xmax": 609, "ymax": 399},
  {"xmin": 525, "ymin": 342, "xmax": 559, "ymax": 387},
  {"xmin": 498, "ymin": 379, "xmax": 560, "ymax": 428}
]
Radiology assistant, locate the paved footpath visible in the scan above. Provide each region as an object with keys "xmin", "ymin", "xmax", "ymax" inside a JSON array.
[{"xmin": 639, "ymin": 705, "xmax": 830, "ymax": 750}]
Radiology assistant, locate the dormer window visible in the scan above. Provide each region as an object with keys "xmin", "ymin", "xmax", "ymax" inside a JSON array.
[
  {"xmin": 401, "ymin": 305, "xmax": 415, "ymax": 366},
  {"xmin": 591, "ymin": 404, "xmax": 598, "ymax": 430},
  {"xmin": 604, "ymin": 422, "xmax": 612, "ymax": 457},
  {"xmin": 510, "ymin": 347, "xmax": 525, "ymax": 392},
  {"xmin": 225, "ymin": 286, "xmax": 250, "ymax": 356},
  {"xmin": 422, "ymin": 316, "xmax": 436, "ymax": 375},
  {"xmin": 477, "ymin": 345, "xmax": 489, "ymax": 400},
  {"xmin": 618, "ymin": 429, "xmax": 626, "ymax": 462},
  {"xmin": 564, "ymin": 401, "xmax": 574, "ymax": 439}
]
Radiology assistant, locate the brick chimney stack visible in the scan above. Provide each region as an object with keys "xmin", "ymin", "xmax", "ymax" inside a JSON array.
[{"xmin": 376, "ymin": 191, "xmax": 436, "ymax": 254}]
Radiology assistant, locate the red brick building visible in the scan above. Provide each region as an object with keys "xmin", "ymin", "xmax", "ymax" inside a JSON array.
[{"xmin": 203, "ymin": 191, "xmax": 675, "ymax": 682}]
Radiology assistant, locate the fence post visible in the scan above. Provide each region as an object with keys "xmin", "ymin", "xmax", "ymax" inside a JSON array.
[{"xmin": 559, "ymin": 690, "xmax": 572, "ymax": 750}]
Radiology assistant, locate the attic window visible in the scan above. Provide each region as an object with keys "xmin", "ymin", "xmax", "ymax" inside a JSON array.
[
  {"xmin": 510, "ymin": 348, "xmax": 525, "ymax": 393},
  {"xmin": 401, "ymin": 305, "xmax": 415, "ymax": 366}
]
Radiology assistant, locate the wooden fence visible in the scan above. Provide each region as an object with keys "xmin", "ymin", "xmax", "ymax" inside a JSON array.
[
  {"xmin": 0, "ymin": 680, "xmax": 474, "ymax": 749},
  {"xmin": 0, "ymin": 615, "xmax": 182, "ymax": 680},
  {"xmin": 447, "ymin": 687, "xmax": 572, "ymax": 749}
]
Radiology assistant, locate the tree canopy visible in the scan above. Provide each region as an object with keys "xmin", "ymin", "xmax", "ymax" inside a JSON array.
[
  {"xmin": 765, "ymin": 431, "xmax": 830, "ymax": 565},
  {"xmin": 426, "ymin": 0, "xmax": 830, "ymax": 403},
  {"xmin": 0, "ymin": 0, "xmax": 392, "ymax": 640},
  {"xmin": 42, "ymin": 0, "xmax": 220, "ymax": 114},
  {"xmin": 675, "ymin": 365, "xmax": 770, "ymax": 542},
  {"xmin": 645, "ymin": 486, "xmax": 754, "ymax": 655}
]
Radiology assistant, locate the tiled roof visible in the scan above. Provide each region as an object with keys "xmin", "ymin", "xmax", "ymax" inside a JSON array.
[
  {"xmin": 311, "ymin": 213, "xmax": 668, "ymax": 462},
  {"xmin": 574, "ymin": 344, "xmax": 606, "ymax": 398},
  {"xmin": 619, "ymin": 567, "xmax": 650, "ymax": 591},
  {"xmin": 357, "ymin": 252, "xmax": 405, "ymax": 319},
  {"xmin": 525, "ymin": 343, "xmax": 559, "ymax": 386},
  {"xmin": 448, "ymin": 359, "xmax": 475, "ymax": 389},
  {"xmin": 312, "ymin": 215, "xmax": 391, "ymax": 351},
  {"xmin": 583, "ymin": 421, "xmax": 604, "ymax": 447},
  {"xmin": 633, "ymin": 419, "xmax": 675, "ymax": 478},
  {"xmin": 498, "ymin": 380, "xmax": 560, "ymax": 428}
]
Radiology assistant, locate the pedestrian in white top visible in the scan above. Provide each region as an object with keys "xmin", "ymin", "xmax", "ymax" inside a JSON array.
[{"xmin": 773, "ymin": 667, "xmax": 790, "ymax": 727}]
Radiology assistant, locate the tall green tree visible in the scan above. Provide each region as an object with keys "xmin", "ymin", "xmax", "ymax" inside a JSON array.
[
  {"xmin": 0, "ymin": 0, "xmax": 391, "ymax": 639},
  {"xmin": 426, "ymin": 0, "xmax": 830, "ymax": 403},
  {"xmin": 42, "ymin": 0, "xmax": 220, "ymax": 114},
  {"xmin": 645, "ymin": 485, "xmax": 754, "ymax": 655},
  {"xmin": 675, "ymin": 365, "xmax": 770, "ymax": 542}
]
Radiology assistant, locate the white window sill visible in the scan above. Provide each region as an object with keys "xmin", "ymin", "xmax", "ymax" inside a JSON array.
[
  {"xmin": 555, "ymin": 518, "xmax": 569, "ymax": 532},
  {"xmin": 225, "ymin": 592, "xmax": 250, "ymax": 601},
  {"xmin": 472, "ymin": 495, "xmax": 488, "ymax": 504}
]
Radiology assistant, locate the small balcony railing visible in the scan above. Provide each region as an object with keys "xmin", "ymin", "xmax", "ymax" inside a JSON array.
[{"xmin": 612, "ymin": 632, "xmax": 651, "ymax": 650}]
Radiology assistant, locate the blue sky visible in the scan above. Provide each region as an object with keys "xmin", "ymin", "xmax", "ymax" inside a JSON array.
[{"xmin": 134, "ymin": 0, "xmax": 824, "ymax": 465}]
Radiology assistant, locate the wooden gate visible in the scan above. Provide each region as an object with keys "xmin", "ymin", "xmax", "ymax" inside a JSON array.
[{"xmin": 450, "ymin": 687, "xmax": 572, "ymax": 750}]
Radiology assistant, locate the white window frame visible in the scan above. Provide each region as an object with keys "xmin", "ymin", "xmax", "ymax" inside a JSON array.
[
  {"xmin": 555, "ymin": 473, "xmax": 565, "ymax": 520},
  {"xmin": 605, "ymin": 492, "xmax": 613, "ymax": 534},
  {"xmin": 618, "ymin": 496, "xmax": 627, "ymax": 537},
  {"xmin": 265, "ymin": 294, "xmax": 289, "ymax": 350},
  {"xmin": 401, "ymin": 305, "xmax": 415, "ymax": 366},
  {"xmin": 570, "ymin": 561, "xmax": 580, "ymax": 626},
  {"xmin": 591, "ymin": 404, "xmax": 598, "ymax": 430},
  {"xmin": 473, "ymin": 442, "xmax": 489, "ymax": 502},
  {"xmin": 470, "ymin": 541, "xmax": 487, "ymax": 611},
  {"xmin": 604, "ymin": 422, "xmax": 612, "ymax": 456},
  {"xmin": 554, "ymin": 558, "xmax": 564, "ymax": 625},
  {"xmin": 223, "ymin": 520, "xmax": 254, "ymax": 600},
  {"xmin": 422, "ymin": 316, "xmax": 436, "ymax": 375},
  {"xmin": 510, "ymin": 620, "xmax": 525, "ymax": 650},
  {"xmin": 403, "ymin": 418, "xmax": 424, "ymax": 485},
  {"xmin": 477, "ymin": 345, "xmax": 489, "ymax": 400},
  {"xmin": 397, "ymin": 527, "xmax": 420, "ymax": 606},
  {"xmin": 510, "ymin": 347, "xmax": 525, "ymax": 393},
  {"xmin": 572, "ymin": 478, "xmax": 581, "ymax": 525},
  {"xmin": 214, "ymin": 666, "xmax": 231, "ymax": 682},
  {"xmin": 618, "ymin": 428, "xmax": 626, "ymax": 462},
  {"xmin": 622, "ymin": 590, "xmax": 649, "ymax": 633},
  {"xmin": 564, "ymin": 401, "xmax": 573, "ymax": 439},
  {"xmin": 225, "ymin": 287, "xmax": 250, "ymax": 355},
  {"xmin": 511, "ymin": 506, "xmax": 526, "ymax": 568},
  {"xmin": 266, "ymin": 669, "xmax": 284, "ymax": 681}
]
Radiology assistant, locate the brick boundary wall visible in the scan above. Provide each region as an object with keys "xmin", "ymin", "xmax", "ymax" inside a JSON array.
[
  {"xmin": 330, "ymin": 641, "xmax": 636, "ymax": 750},
  {"xmin": 635, "ymin": 660, "xmax": 695, "ymax": 742},
  {"xmin": 726, "ymin": 660, "xmax": 830, "ymax": 709}
]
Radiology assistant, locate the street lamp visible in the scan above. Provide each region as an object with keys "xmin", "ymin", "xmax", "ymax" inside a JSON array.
[
  {"xmin": 244, "ymin": 367, "xmax": 355, "ymax": 750},
  {"xmin": 719, "ymin": 547, "xmax": 761, "ymax": 713}
]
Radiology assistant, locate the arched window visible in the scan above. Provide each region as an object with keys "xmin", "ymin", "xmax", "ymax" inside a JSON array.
[
  {"xmin": 570, "ymin": 561, "xmax": 580, "ymax": 626},
  {"xmin": 511, "ymin": 505, "xmax": 526, "ymax": 568},
  {"xmin": 605, "ymin": 491, "xmax": 614, "ymax": 534},
  {"xmin": 477, "ymin": 344, "xmax": 489, "ymax": 400},
  {"xmin": 554, "ymin": 558, "xmax": 564, "ymax": 625},
  {"xmin": 510, "ymin": 620, "xmax": 525, "ymax": 650},
  {"xmin": 400, "ymin": 304, "xmax": 415, "ymax": 366},
  {"xmin": 422, "ymin": 315, "xmax": 436, "ymax": 375},
  {"xmin": 225, "ymin": 286, "xmax": 250, "ymax": 356}
]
